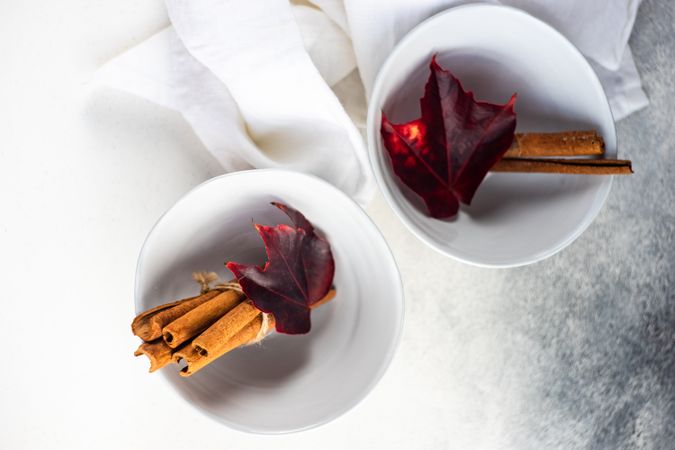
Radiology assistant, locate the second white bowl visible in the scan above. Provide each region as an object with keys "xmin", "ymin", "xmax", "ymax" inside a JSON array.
[{"xmin": 367, "ymin": 5, "xmax": 617, "ymax": 267}]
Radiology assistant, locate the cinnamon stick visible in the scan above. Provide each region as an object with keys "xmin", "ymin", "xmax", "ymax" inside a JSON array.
[
  {"xmin": 179, "ymin": 314, "xmax": 271, "ymax": 377},
  {"xmin": 131, "ymin": 289, "xmax": 222, "ymax": 341},
  {"xmin": 134, "ymin": 287, "xmax": 337, "ymax": 375},
  {"xmin": 134, "ymin": 339, "xmax": 174, "ymax": 372},
  {"xmin": 180, "ymin": 288, "xmax": 336, "ymax": 376},
  {"xmin": 506, "ymin": 131, "xmax": 605, "ymax": 157},
  {"xmin": 190, "ymin": 287, "xmax": 336, "ymax": 360},
  {"xmin": 192, "ymin": 300, "xmax": 262, "ymax": 358},
  {"xmin": 172, "ymin": 340, "xmax": 202, "ymax": 365},
  {"xmin": 162, "ymin": 289, "xmax": 244, "ymax": 348},
  {"xmin": 491, "ymin": 158, "xmax": 632, "ymax": 175}
]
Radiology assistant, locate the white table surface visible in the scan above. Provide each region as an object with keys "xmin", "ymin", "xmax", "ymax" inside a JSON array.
[{"xmin": 1, "ymin": 1, "xmax": 672, "ymax": 449}]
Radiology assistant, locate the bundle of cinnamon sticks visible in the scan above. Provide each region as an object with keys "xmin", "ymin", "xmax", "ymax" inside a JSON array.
[
  {"xmin": 131, "ymin": 277, "xmax": 335, "ymax": 377},
  {"xmin": 492, "ymin": 130, "xmax": 632, "ymax": 174}
]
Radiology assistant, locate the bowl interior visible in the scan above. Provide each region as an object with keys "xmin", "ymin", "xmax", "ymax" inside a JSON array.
[
  {"xmin": 367, "ymin": 5, "xmax": 616, "ymax": 267},
  {"xmin": 135, "ymin": 170, "xmax": 403, "ymax": 433}
]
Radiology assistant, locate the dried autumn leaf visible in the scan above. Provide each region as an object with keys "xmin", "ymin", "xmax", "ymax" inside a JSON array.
[
  {"xmin": 226, "ymin": 202, "xmax": 335, "ymax": 334},
  {"xmin": 381, "ymin": 56, "xmax": 517, "ymax": 218}
]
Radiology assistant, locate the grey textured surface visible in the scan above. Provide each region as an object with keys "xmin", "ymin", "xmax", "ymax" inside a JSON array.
[
  {"xmin": 366, "ymin": 1, "xmax": 674, "ymax": 448},
  {"xmin": 582, "ymin": 2, "xmax": 675, "ymax": 446},
  {"xmin": 529, "ymin": 2, "xmax": 675, "ymax": 446}
]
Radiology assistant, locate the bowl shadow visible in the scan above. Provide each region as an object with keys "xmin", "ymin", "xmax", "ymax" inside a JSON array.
[{"xmin": 463, "ymin": 173, "xmax": 596, "ymax": 222}]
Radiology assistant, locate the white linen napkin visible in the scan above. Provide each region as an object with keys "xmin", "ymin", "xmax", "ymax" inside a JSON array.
[
  {"xmin": 344, "ymin": 0, "xmax": 648, "ymax": 119},
  {"xmin": 93, "ymin": 0, "xmax": 648, "ymax": 205}
]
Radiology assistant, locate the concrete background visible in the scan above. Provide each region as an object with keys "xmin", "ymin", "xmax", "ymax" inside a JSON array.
[{"xmin": 0, "ymin": 0, "xmax": 671, "ymax": 448}]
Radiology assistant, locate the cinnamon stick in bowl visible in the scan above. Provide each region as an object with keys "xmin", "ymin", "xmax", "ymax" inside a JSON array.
[
  {"xmin": 178, "ymin": 314, "xmax": 271, "ymax": 377},
  {"xmin": 191, "ymin": 289, "xmax": 337, "ymax": 362},
  {"xmin": 488, "ymin": 130, "xmax": 632, "ymax": 175},
  {"xmin": 135, "ymin": 287, "xmax": 337, "ymax": 375},
  {"xmin": 134, "ymin": 339, "xmax": 175, "ymax": 372},
  {"xmin": 131, "ymin": 289, "xmax": 222, "ymax": 342},
  {"xmin": 177, "ymin": 288, "xmax": 336, "ymax": 376},
  {"xmin": 192, "ymin": 300, "xmax": 262, "ymax": 358},
  {"xmin": 505, "ymin": 130, "xmax": 605, "ymax": 157},
  {"xmin": 162, "ymin": 289, "xmax": 244, "ymax": 348},
  {"xmin": 492, "ymin": 157, "xmax": 633, "ymax": 175}
]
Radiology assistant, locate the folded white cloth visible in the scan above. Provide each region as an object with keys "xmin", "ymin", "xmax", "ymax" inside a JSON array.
[{"xmin": 93, "ymin": 0, "xmax": 648, "ymax": 205}]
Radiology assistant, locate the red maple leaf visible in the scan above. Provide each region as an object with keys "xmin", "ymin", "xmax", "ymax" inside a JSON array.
[
  {"xmin": 226, "ymin": 202, "xmax": 335, "ymax": 334},
  {"xmin": 381, "ymin": 56, "xmax": 517, "ymax": 218}
]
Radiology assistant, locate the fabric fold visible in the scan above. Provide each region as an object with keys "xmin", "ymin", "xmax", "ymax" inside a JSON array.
[
  {"xmin": 165, "ymin": 0, "xmax": 373, "ymax": 203},
  {"xmin": 92, "ymin": 0, "xmax": 648, "ymax": 207}
]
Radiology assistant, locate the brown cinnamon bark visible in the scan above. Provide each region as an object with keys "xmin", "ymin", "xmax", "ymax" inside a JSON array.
[
  {"xmin": 134, "ymin": 339, "xmax": 174, "ymax": 372},
  {"xmin": 162, "ymin": 289, "xmax": 244, "ymax": 348},
  {"xmin": 179, "ymin": 289, "xmax": 336, "ymax": 376},
  {"xmin": 131, "ymin": 289, "xmax": 222, "ymax": 341},
  {"xmin": 179, "ymin": 314, "xmax": 270, "ymax": 377},
  {"xmin": 189, "ymin": 287, "xmax": 336, "ymax": 360},
  {"xmin": 135, "ymin": 288, "xmax": 337, "ymax": 375},
  {"xmin": 506, "ymin": 131, "xmax": 605, "ymax": 157},
  {"xmin": 172, "ymin": 340, "xmax": 202, "ymax": 365},
  {"xmin": 491, "ymin": 158, "xmax": 632, "ymax": 175},
  {"xmin": 192, "ymin": 300, "xmax": 262, "ymax": 357}
]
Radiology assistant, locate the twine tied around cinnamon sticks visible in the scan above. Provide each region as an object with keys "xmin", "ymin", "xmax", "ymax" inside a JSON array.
[{"xmin": 132, "ymin": 272, "xmax": 335, "ymax": 376}]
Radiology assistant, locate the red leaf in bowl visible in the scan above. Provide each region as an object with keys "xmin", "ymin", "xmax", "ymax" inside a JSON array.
[
  {"xmin": 226, "ymin": 202, "xmax": 335, "ymax": 334},
  {"xmin": 381, "ymin": 56, "xmax": 517, "ymax": 218}
]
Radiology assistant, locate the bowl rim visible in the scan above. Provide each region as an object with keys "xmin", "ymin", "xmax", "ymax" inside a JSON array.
[
  {"xmin": 133, "ymin": 168, "xmax": 405, "ymax": 434},
  {"xmin": 366, "ymin": 3, "xmax": 616, "ymax": 268}
]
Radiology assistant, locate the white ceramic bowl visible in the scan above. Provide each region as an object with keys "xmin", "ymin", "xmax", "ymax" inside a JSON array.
[
  {"xmin": 134, "ymin": 169, "xmax": 403, "ymax": 433},
  {"xmin": 367, "ymin": 4, "xmax": 617, "ymax": 267}
]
